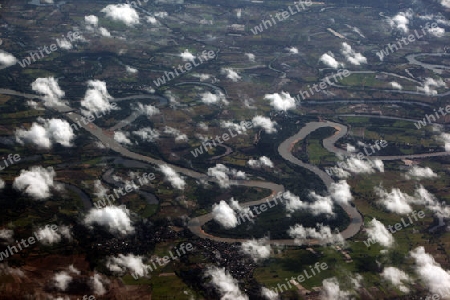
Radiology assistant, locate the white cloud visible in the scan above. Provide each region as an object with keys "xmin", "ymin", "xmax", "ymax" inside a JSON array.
[
  {"xmin": 388, "ymin": 10, "xmax": 413, "ymax": 33},
  {"xmin": 134, "ymin": 102, "xmax": 159, "ymax": 117},
  {"xmin": 221, "ymin": 68, "xmax": 241, "ymax": 82},
  {"xmin": 13, "ymin": 166, "xmax": 59, "ymax": 200},
  {"xmin": 89, "ymin": 273, "xmax": 109, "ymax": 295},
  {"xmin": 366, "ymin": 218, "xmax": 395, "ymax": 248},
  {"xmin": 319, "ymin": 52, "xmax": 343, "ymax": 69},
  {"xmin": 101, "ymin": 4, "xmax": 140, "ymax": 26},
  {"xmin": 245, "ymin": 53, "xmax": 255, "ymax": 62},
  {"xmin": 159, "ymin": 164, "xmax": 185, "ymax": 189},
  {"xmin": 0, "ymin": 229, "xmax": 14, "ymax": 243},
  {"xmin": 85, "ymin": 15, "xmax": 98, "ymax": 27},
  {"xmin": 98, "ymin": 27, "xmax": 111, "ymax": 37},
  {"xmin": 180, "ymin": 49, "xmax": 195, "ymax": 62},
  {"xmin": 106, "ymin": 254, "xmax": 150, "ymax": 278},
  {"xmin": 288, "ymin": 223, "xmax": 344, "ymax": 246},
  {"xmin": 329, "ymin": 180, "xmax": 353, "ymax": 205},
  {"xmin": 212, "ymin": 200, "xmax": 239, "ymax": 228},
  {"xmin": 204, "ymin": 267, "xmax": 249, "ymax": 300},
  {"xmin": 338, "ymin": 156, "xmax": 384, "ymax": 174},
  {"xmin": 442, "ymin": 0, "xmax": 450, "ymax": 8},
  {"xmin": 53, "ymin": 271, "xmax": 72, "ymax": 291},
  {"xmin": 288, "ymin": 47, "xmax": 299, "ymax": 54},
  {"xmin": 93, "ymin": 180, "xmax": 108, "ymax": 199},
  {"xmin": 247, "ymin": 156, "xmax": 274, "ymax": 168},
  {"xmin": 241, "ymin": 238, "xmax": 271, "ymax": 262},
  {"xmin": 264, "ymin": 91, "xmax": 296, "ymax": 111},
  {"xmin": 405, "ymin": 166, "xmax": 438, "ymax": 180},
  {"xmin": 200, "ymin": 91, "xmax": 228, "ymax": 106},
  {"xmin": 375, "ymin": 186, "xmax": 414, "ymax": 214},
  {"xmin": 410, "ymin": 246, "xmax": 450, "ymax": 297},
  {"xmin": 341, "ymin": 42, "xmax": 367, "ymax": 65},
  {"xmin": 164, "ymin": 126, "xmax": 188, "ymax": 142},
  {"xmin": 83, "ymin": 206, "xmax": 134, "ymax": 235},
  {"xmin": 321, "ymin": 277, "xmax": 352, "ymax": 300},
  {"xmin": 114, "ymin": 131, "xmax": 132, "ymax": 145},
  {"xmin": 417, "ymin": 77, "xmax": 447, "ymax": 96},
  {"xmin": 390, "ymin": 81, "xmax": 403, "ymax": 90},
  {"xmin": 381, "ymin": 267, "xmax": 411, "ymax": 293},
  {"xmin": 208, "ymin": 164, "xmax": 246, "ymax": 189},
  {"xmin": 132, "ymin": 127, "xmax": 159, "ymax": 142},
  {"xmin": 15, "ymin": 118, "xmax": 75, "ymax": 149},
  {"xmin": 220, "ymin": 120, "xmax": 249, "ymax": 135},
  {"xmin": 0, "ymin": 51, "xmax": 17, "ymax": 68},
  {"xmin": 252, "ymin": 116, "xmax": 277, "ymax": 134},
  {"xmin": 31, "ymin": 77, "xmax": 67, "ymax": 107},
  {"xmin": 282, "ymin": 191, "xmax": 334, "ymax": 216},
  {"xmin": 126, "ymin": 65, "xmax": 138, "ymax": 74},
  {"xmin": 36, "ymin": 226, "xmax": 62, "ymax": 245},
  {"xmin": 0, "ymin": 178, "xmax": 5, "ymax": 190},
  {"xmin": 81, "ymin": 80, "xmax": 117, "ymax": 117}
]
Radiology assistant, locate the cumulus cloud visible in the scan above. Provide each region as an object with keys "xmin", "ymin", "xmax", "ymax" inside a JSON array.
[
  {"xmin": 405, "ymin": 166, "xmax": 438, "ymax": 180},
  {"xmin": 81, "ymin": 80, "xmax": 117, "ymax": 117},
  {"xmin": 241, "ymin": 238, "xmax": 271, "ymax": 262},
  {"xmin": 375, "ymin": 186, "xmax": 414, "ymax": 214},
  {"xmin": 125, "ymin": 65, "xmax": 138, "ymax": 74},
  {"xmin": 366, "ymin": 218, "xmax": 395, "ymax": 248},
  {"xmin": 31, "ymin": 77, "xmax": 66, "ymax": 107},
  {"xmin": 388, "ymin": 10, "xmax": 413, "ymax": 33},
  {"xmin": 35, "ymin": 225, "xmax": 71, "ymax": 245},
  {"xmin": 264, "ymin": 91, "xmax": 296, "ymax": 111},
  {"xmin": 329, "ymin": 180, "xmax": 353, "ymax": 205},
  {"xmin": 132, "ymin": 127, "xmax": 159, "ymax": 142},
  {"xmin": 245, "ymin": 53, "xmax": 255, "ymax": 62},
  {"xmin": 93, "ymin": 180, "xmax": 108, "ymax": 199},
  {"xmin": 204, "ymin": 267, "xmax": 248, "ymax": 300},
  {"xmin": 208, "ymin": 164, "xmax": 246, "ymax": 188},
  {"xmin": 159, "ymin": 164, "xmax": 185, "ymax": 189},
  {"xmin": 390, "ymin": 81, "xmax": 403, "ymax": 90},
  {"xmin": 381, "ymin": 267, "xmax": 411, "ymax": 293},
  {"xmin": 164, "ymin": 126, "xmax": 188, "ymax": 142},
  {"xmin": 0, "ymin": 229, "xmax": 14, "ymax": 243},
  {"xmin": 417, "ymin": 78, "xmax": 447, "ymax": 96},
  {"xmin": 98, "ymin": 27, "xmax": 111, "ymax": 37},
  {"xmin": 0, "ymin": 178, "xmax": 5, "ymax": 190},
  {"xmin": 410, "ymin": 246, "xmax": 450, "ymax": 297},
  {"xmin": 106, "ymin": 254, "xmax": 150, "ymax": 278},
  {"xmin": 319, "ymin": 52, "xmax": 343, "ymax": 69},
  {"xmin": 220, "ymin": 120, "xmax": 250, "ymax": 135},
  {"xmin": 252, "ymin": 116, "xmax": 277, "ymax": 134},
  {"xmin": 13, "ymin": 166, "xmax": 60, "ymax": 200},
  {"xmin": 281, "ymin": 191, "xmax": 334, "ymax": 216},
  {"xmin": 114, "ymin": 131, "xmax": 132, "ymax": 145},
  {"xmin": 180, "ymin": 49, "xmax": 195, "ymax": 62},
  {"xmin": 341, "ymin": 42, "xmax": 367, "ymax": 65},
  {"xmin": 221, "ymin": 68, "xmax": 241, "ymax": 82},
  {"xmin": 212, "ymin": 200, "xmax": 239, "ymax": 229},
  {"xmin": 321, "ymin": 277, "xmax": 352, "ymax": 300},
  {"xmin": 247, "ymin": 156, "xmax": 274, "ymax": 168},
  {"xmin": 288, "ymin": 223, "xmax": 344, "ymax": 246},
  {"xmin": 442, "ymin": 0, "xmax": 450, "ymax": 8},
  {"xmin": 200, "ymin": 91, "xmax": 229, "ymax": 106},
  {"xmin": 338, "ymin": 156, "xmax": 384, "ymax": 174},
  {"xmin": 101, "ymin": 4, "xmax": 140, "ymax": 26},
  {"xmin": 288, "ymin": 47, "xmax": 299, "ymax": 54},
  {"xmin": 83, "ymin": 206, "xmax": 134, "ymax": 235},
  {"xmin": 53, "ymin": 271, "xmax": 72, "ymax": 291},
  {"xmin": 89, "ymin": 273, "xmax": 109, "ymax": 295},
  {"xmin": 16, "ymin": 118, "xmax": 75, "ymax": 149},
  {"xmin": 0, "ymin": 51, "xmax": 18, "ymax": 68},
  {"xmin": 440, "ymin": 132, "xmax": 450, "ymax": 151},
  {"xmin": 85, "ymin": 15, "xmax": 98, "ymax": 27}
]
